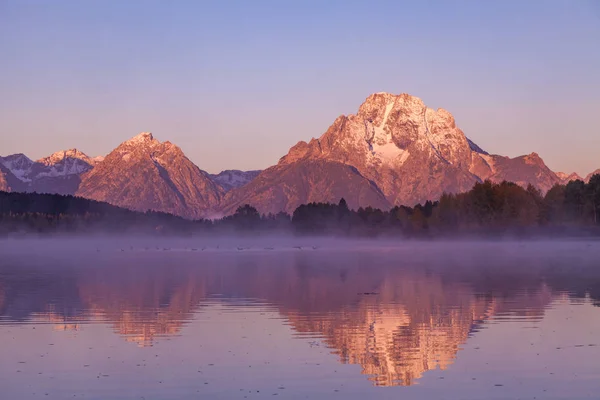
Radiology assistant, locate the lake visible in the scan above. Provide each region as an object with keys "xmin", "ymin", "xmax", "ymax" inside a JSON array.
[{"xmin": 1, "ymin": 239, "xmax": 599, "ymax": 399}]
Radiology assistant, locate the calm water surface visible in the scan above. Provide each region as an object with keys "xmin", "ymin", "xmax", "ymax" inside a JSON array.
[{"xmin": 1, "ymin": 239, "xmax": 600, "ymax": 399}]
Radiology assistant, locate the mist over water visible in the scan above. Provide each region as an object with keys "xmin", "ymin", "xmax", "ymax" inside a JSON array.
[{"xmin": 1, "ymin": 239, "xmax": 600, "ymax": 399}]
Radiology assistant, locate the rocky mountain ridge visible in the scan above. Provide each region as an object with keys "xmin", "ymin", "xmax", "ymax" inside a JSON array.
[
  {"xmin": 556, "ymin": 171, "xmax": 584, "ymax": 184},
  {"xmin": 222, "ymin": 93, "xmax": 571, "ymax": 215},
  {"xmin": 0, "ymin": 149, "xmax": 98, "ymax": 194},
  {"xmin": 2, "ymin": 92, "xmax": 596, "ymax": 218}
]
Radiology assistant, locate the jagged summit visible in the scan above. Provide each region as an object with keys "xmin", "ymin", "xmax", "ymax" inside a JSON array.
[
  {"xmin": 224, "ymin": 91, "xmax": 564, "ymax": 214},
  {"xmin": 117, "ymin": 132, "xmax": 160, "ymax": 151},
  {"xmin": 76, "ymin": 132, "xmax": 223, "ymax": 218},
  {"xmin": 556, "ymin": 171, "xmax": 583, "ymax": 184},
  {"xmin": 116, "ymin": 132, "xmax": 181, "ymax": 155},
  {"xmin": 127, "ymin": 132, "xmax": 155, "ymax": 144},
  {"xmin": 370, "ymin": 91, "xmax": 422, "ymax": 103},
  {"xmin": 37, "ymin": 148, "xmax": 95, "ymax": 166},
  {"xmin": 0, "ymin": 148, "xmax": 95, "ymax": 194},
  {"xmin": 283, "ymin": 92, "xmax": 471, "ymax": 170}
]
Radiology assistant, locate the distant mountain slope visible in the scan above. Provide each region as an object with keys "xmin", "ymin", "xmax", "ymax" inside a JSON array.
[
  {"xmin": 209, "ymin": 169, "xmax": 261, "ymax": 192},
  {"xmin": 0, "ymin": 153, "xmax": 35, "ymax": 182},
  {"xmin": 586, "ymin": 169, "xmax": 600, "ymax": 183},
  {"xmin": 556, "ymin": 172, "xmax": 584, "ymax": 185},
  {"xmin": 221, "ymin": 160, "xmax": 390, "ymax": 215},
  {"xmin": 0, "ymin": 163, "xmax": 23, "ymax": 192},
  {"xmin": 0, "ymin": 150, "xmax": 97, "ymax": 195},
  {"xmin": 470, "ymin": 152, "xmax": 560, "ymax": 193},
  {"xmin": 76, "ymin": 132, "xmax": 224, "ymax": 219}
]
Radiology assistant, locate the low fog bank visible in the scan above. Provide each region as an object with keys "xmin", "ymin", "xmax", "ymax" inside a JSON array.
[
  {"xmin": 1, "ymin": 236, "xmax": 599, "ymax": 271},
  {"xmin": 3, "ymin": 179, "xmax": 600, "ymax": 240}
]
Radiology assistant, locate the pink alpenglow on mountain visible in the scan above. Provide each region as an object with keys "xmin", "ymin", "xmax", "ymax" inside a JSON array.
[
  {"xmin": 2, "ymin": 93, "xmax": 596, "ymax": 218},
  {"xmin": 556, "ymin": 172, "xmax": 584, "ymax": 184},
  {"xmin": 76, "ymin": 132, "xmax": 224, "ymax": 219},
  {"xmin": 586, "ymin": 169, "xmax": 600, "ymax": 183},
  {"xmin": 222, "ymin": 92, "xmax": 562, "ymax": 215}
]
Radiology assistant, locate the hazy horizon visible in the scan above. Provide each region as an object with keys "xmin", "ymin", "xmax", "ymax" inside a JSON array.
[{"xmin": 1, "ymin": 0, "xmax": 599, "ymax": 176}]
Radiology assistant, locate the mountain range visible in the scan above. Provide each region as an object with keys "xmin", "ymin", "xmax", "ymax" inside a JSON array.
[
  {"xmin": 0, "ymin": 149, "xmax": 101, "ymax": 195},
  {"xmin": 1, "ymin": 92, "xmax": 597, "ymax": 218}
]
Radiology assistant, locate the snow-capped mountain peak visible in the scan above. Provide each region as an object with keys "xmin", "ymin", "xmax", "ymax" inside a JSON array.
[
  {"xmin": 116, "ymin": 133, "xmax": 187, "ymax": 166},
  {"xmin": 34, "ymin": 148, "xmax": 95, "ymax": 178},
  {"xmin": 0, "ymin": 148, "xmax": 96, "ymax": 186},
  {"xmin": 227, "ymin": 91, "xmax": 567, "ymax": 215},
  {"xmin": 37, "ymin": 148, "xmax": 94, "ymax": 166},
  {"xmin": 117, "ymin": 132, "xmax": 163, "ymax": 155},
  {"xmin": 0, "ymin": 153, "xmax": 34, "ymax": 182},
  {"xmin": 126, "ymin": 132, "xmax": 156, "ymax": 145},
  {"xmin": 115, "ymin": 132, "xmax": 162, "ymax": 162}
]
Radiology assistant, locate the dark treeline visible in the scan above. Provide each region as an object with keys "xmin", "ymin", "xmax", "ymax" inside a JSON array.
[
  {"xmin": 1, "ymin": 174, "xmax": 599, "ymax": 237},
  {"xmin": 292, "ymin": 176, "xmax": 600, "ymax": 237},
  {"xmin": 0, "ymin": 191, "xmax": 212, "ymax": 235}
]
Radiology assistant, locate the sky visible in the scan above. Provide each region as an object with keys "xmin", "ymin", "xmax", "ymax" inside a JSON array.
[{"xmin": 1, "ymin": 0, "xmax": 599, "ymax": 176}]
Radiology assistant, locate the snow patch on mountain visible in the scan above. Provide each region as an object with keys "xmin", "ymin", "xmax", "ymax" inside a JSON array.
[
  {"xmin": 35, "ymin": 161, "xmax": 90, "ymax": 178},
  {"xmin": 422, "ymin": 107, "xmax": 452, "ymax": 165},
  {"xmin": 127, "ymin": 132, "xmax": 155, "ymax": 145},
  {"xmin": 374, "ymin": 142, "xmax": 410, "ymax": 164},
  {"xmin": 467, "ymin": 138, "xmax": 488, "ymax": 155},
  {"xmin": 114, "ymin": 132, "xmax": 163, "ymax": 163},
  {"xmin": 0, "ymin": 154, "xmax": 34, "ymax": 182},
  {"xmin": 382, "ymin": 101, "xmax": 394, "ymax": 127},
  {"xmin": 210, "ymin": 170, "xmax": 261, "ymax": 192},
  {"xmin": 1, "ymin": 149, "xmax": 95, "ymax": 185},
  {"xmin": 363, "ymin": 98, "xmax": 411, "ymax": 166}
]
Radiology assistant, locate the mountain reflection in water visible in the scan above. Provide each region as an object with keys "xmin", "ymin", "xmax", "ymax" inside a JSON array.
[{"xmin": 1, "ymin": 241, "xmax": 600, "ymax": 389}]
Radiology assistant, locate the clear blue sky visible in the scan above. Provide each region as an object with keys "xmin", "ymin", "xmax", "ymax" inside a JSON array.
[{"xmin": 1, "ymin": 0, "xmax": 599, "ymax": 175}]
